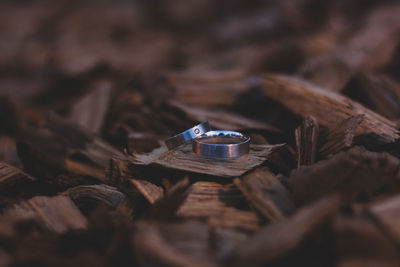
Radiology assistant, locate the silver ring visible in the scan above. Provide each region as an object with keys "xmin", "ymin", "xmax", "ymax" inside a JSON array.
[
  {"xmin": 165, "ymin": 121, "xmax": 211, "ymax": 150},
  {"xmin": 192, "ymin": 130, "xmax": 250, "ymax": 159}
]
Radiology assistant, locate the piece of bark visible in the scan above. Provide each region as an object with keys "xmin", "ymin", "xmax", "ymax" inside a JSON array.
[
  {"xmin": 68, "ymin": 79, "xmax": 113, "ymax": 134},
  {"xmin": 2, "ymin": 195, "xmax": 87, "ymax": 233},
  {"xmin": 320, "ymin": 115, "xmax": 364, "ymax": 157},
  {"xmin": 124, "ymin": 142, "xmax": 284, "ymax": 178},
  {"xmin": 142, "ymin": 177, "xmax": 190, "ymax": 220},
  {"xmin": 133, "ymin": 221, "xmax": 214, "ymax": 267},
  {"xmin": 177, "ymin": 181, "xmax": 260, "ymax": 232},
  {"xmin": 259, "ymin": 74, "xmax": 399, "ymax": 144},
  {"xmin": 368, "ymin": 194, "xmax": 400, "ymax": 245},
  {"xmin": 0, "ymin": 161, "xmax": 35, "ymax": 192},
  {"xmin": 295, "ymin": 115, "xmax": 319, "ymax": 167},
  {"xmin": 169, "ymin": 100, "xmax": 281, "ymax": 133},
  {"xmin": 234, "ymin": 167, "xmax": 294, "ymax": 222},
  {"xmin": 224, "ymin": 196, "xmax": 340, "ymax": 267},
  {"xmin": 63, "ymin": 184, "xmax": 125, "ymax": 211},
  {"xmin": 333, "ymin": 216, "xmax": 400, "ymax": 266},
  {"xmin": 288, "ymin": 146, "xmax": 400, "ymax": 205}
]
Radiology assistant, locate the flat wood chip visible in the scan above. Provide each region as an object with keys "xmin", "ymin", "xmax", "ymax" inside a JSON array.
[
  {"xmin": 127, "ymin": 143, "xmax": 284, "ymax": 178},
  {"xmin": 177, "ymin": 181, "xmax": 260, "ymax": 231},
  {"xmin": 3, "ymin": 195, "xmax": 87, "ymax": 233}
]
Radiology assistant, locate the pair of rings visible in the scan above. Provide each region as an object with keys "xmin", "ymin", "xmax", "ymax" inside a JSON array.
[{"xmin": 165, "ymin": 121, "xmax": 250, "ymax": 159}]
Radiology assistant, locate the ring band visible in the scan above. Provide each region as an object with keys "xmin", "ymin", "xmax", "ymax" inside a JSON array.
[
  {"xmin": 192, "ymin": 130, "xmax": 250, "ymax": 159},
  {"xmin": 165, "ymin": 121, "xmax": 211, "ymax": 150}
]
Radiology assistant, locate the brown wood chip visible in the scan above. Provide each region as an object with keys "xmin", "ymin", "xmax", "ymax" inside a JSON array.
[
  {"xmin": 260, "ymin": 74, "xmax": 399, "ymax": 143},
  {"xmin": 224, "ymin": 196, "xmax": 340, "ymax": 266},
  {"xmin": 295, "ymin": 115, "xmax": 319, "ymax": 166},
  {"xmin": 0, "ymin": 161, "xmax": 35, "ymax": 191},
  {"xmin": 320, "ymin": 115, "xmax": 364, "ymax": 157},
  {"xmin": 177, "ymin": 181, "xmax": 260, "ymax": 231},
  {"xmin": 289, "ymin": 146, "xmax": 400, "ymax": 205},
  {"xmin": 2, "ymin": 195, "xmax": 87, "ymax": 233},
  {"xmin": 234, "ymin": 167, "xmax": 294, "ymax": 222},
  {"xmin": 126, "ymin": 142, "xmax": 284, "ymax": 178}
]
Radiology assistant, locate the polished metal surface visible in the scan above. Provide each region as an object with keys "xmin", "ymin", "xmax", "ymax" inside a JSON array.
[
  {"xmin": 192, "ymin": 130, "xmax": 250, "ymax": 159},
  {"xmin": 165, "ymin": 121, "xmax": 211, "ymax": 150}
]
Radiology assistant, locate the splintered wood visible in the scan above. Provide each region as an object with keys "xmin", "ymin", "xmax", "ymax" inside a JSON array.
[
  {"xmin": 260, "ymin": 74, "xmax": 400, "ymax": 144},
  {"xmin": 2, "ymin": 1, "xmax": 400, "ymax": 266}
]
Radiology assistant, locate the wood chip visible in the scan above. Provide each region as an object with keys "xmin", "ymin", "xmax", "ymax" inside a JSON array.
[
  {"xmin": 3, "ymin": 195, "xmax": 87, "ymax": 233},
  {"xmin": 224, "ymin": 196, "xmax": 340, "ymax": 267},
  {"xmin": 134, "ymin": 221, "xmax": 214, "ymax": 267},
  {"xmin": 167, "ymin": 70, "xmax": 248, "ymax": 108},
  {"xmin": 234, "ymin": 167, "xmax": 294, "ymax": 222},
  {"xmin": 320, "ymin": 115, "xmax": 364, "ymax": 157},
  {"xmin": 0, "ymin": 161, "xmax": 35, "ymax": 192},
  {"xmin": 129, "ymin": 179, "xmax": 164, "ymax": 204},
  {"xmin": 63, "ymin": 184, "xmax": 125, "ymax": 210},
  {"xmin": 169, "ymin": 100, "xmax": 281, "ymax": 133},
  {"xmin": 143, "ymin": 177, "xmax": 190, "ymax": 220},
  {"xmin": 288, "ymin": 147, "xmax": 400, "ymax": 205},
  {"xmin": 177, "ymin": 181, "xmax": 260, "ymax": 231},
  {"xmin": 68, "ymin": 79, "xmax": 113, "ymax": 134},
  {"xmin": 259, "ymin": 74, "xmax": 399, "ymax": 144},
  {"xmin": 125, "ymin": 142, "xmax": 284, "ymax": 178},
  {"xmin": 355, "ymin": 74, "xmax": 400, "ymax": 120},
  {"xmin": 295, "ymin": 115, "xmax": 319, "ymax": 166},
  {"xmin": 333, "ymin": 216, "xmax": 400, "ymax": 266},
  {"xmin": 368, "ymin": 194, "xmax": 400, "ymax": 244}
]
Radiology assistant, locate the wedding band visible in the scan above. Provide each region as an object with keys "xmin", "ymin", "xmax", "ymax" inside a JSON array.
[
  {"xmin": 192, "ymin": 130, "xmax": 250, "ymax": 159},
  {"xmin": 165, "ymin": 121, "xmax": 211, "ymax": 150}
]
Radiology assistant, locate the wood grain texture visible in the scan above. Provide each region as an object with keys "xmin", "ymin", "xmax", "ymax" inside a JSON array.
[
  {"xmin": 320, "ymin": 115, "xmax": 364, "ymax": 157},
  {"xmin": 0, "ymin": 162, "xmax": 35, "ymax": 191},
  {"xmin": 3, "ymin": 195, "xmax": 87, "ymax": 233},
  {"xmin": 288, "ymin": 147, "xmax": 400, "ymax": 205},
  {"xmin": 295, "ymin": 116, "xmax": 319, "ymax": 167},
  {"xmin": 260, "ymin": 74, "xmax": 399, "ymax": 144},
  {"xmin": 177, "ymin": 181, "xmax": 260, "ymax": 231},
  {"xmin": 64, "ymin": 184, "xmax": 125, "ymax": 210},
  {"xmin": 127, "ymin": 143, "xmax": 284, "ymax": 178},
  {"xmin": 234, "ymin": 167, "xmax": 294, "ymax": 222}
]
